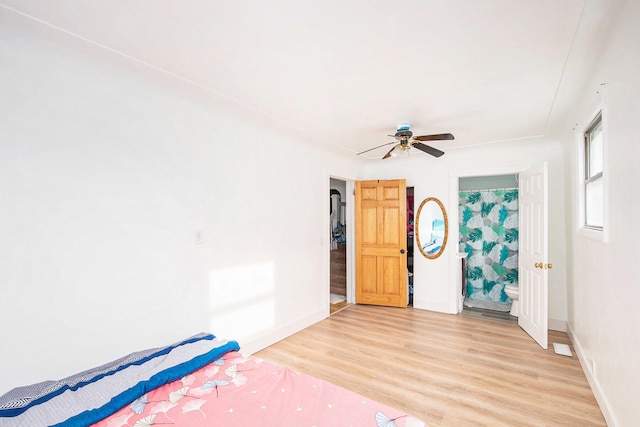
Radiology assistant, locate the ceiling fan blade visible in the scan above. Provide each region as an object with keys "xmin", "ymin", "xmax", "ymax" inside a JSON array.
[
  {"xmin": 382, "ymin": 145, "xmax": 397, "ymax": 159},
  {"xmin": 414, "ymin": 133, "xmax": 454, "ymax": 142},
  {"xmin": 412, "ymin": 142, "xmax": 445, "ymax": 157},
  {"xmin": 356, "ymin": 141, "xmax": 396, "ymax": 156}
]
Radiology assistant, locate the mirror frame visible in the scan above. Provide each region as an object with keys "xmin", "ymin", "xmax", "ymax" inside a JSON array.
[{"xmin": 415, "ymin": 197, "xmax": 448, "ymax": 259}]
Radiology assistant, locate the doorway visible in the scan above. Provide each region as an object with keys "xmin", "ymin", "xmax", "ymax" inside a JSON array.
[
  {"xmin": 337, "ymin": 179, "xmax": 412, "ymax": 311},
  {"xmin": 450, "ymin": 164, "xmax": 549, "ymax": 349},
  {"xmin": 407, "ymin": 187, "xmax": 414, "ymax": 306},
  {"xmin": 458, "ymin": 174, "xmax": 519, "ymax": 316},
  {"xmin": 330, "ymin": 178, "xmax": 348, "ymax": 314}
]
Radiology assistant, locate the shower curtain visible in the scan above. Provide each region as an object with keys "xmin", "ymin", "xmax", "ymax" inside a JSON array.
[{"xmin": 459, "ymin": 188, "xmax": 519, "ymax": 309}]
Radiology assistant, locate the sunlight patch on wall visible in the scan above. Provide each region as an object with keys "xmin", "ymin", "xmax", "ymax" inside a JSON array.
[{"xmin": 208, "ymin": 262, "xmax": 275, "ymax": 346}]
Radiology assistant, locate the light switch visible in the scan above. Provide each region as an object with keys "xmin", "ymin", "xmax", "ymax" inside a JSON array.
[{"xmin": 195, "ymin": 229, "xmax": 204, "ymax": 245}]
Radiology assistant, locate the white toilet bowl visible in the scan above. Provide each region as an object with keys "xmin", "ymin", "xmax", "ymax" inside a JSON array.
[{"xmin": 504, "ymin": 284, "xmax": 519, "ymax": 317}]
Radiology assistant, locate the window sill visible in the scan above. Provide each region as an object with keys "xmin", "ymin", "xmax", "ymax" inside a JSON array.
[{"xmin": 577, "ymin": 226, "xmax": 605, "ymax": 242}]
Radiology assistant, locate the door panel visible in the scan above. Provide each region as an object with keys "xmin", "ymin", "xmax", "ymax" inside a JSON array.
[
  {"xmin": 519, "ymin": 163, "xmax": 548, "ymax": 349},
  {"xmin": 362, "ymin": 207, "xmax": 377, "ymax": 244},
  {"xmin": 361, "ymin": 255, "xmax": 377, "ymax": 294},
  {"xmin": 381, "ymin": 256, "xmax": 401, "ymax": 295},
  {"xmin": 383, "ymin": 207, "xmax": 400, "ymax": 244},
  {"xmin": 355, "ymin": 179, "xmax": 407, "ymax": 307}
]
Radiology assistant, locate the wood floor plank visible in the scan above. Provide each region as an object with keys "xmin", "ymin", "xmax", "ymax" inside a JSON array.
[
  {"xmin": 256, "ymin": 304, "xmax": 606, "ymax": 427},
  {"xmin": 329, "ymin": 300, "xmax": 348, "ymax": 315}
]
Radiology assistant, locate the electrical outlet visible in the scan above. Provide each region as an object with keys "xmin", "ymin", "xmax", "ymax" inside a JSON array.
[{"xmin": 195, "ymin": 229, "xmax": 204, "ymax": 245}]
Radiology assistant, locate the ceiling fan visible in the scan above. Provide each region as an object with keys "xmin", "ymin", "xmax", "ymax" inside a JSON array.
[{"xmin": 357, "ymin": 124, "xmax": 454, "ymax": 159}]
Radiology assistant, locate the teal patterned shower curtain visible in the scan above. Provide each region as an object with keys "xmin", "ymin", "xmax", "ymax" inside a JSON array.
[{"xmin": 459, "ymin": 189, "xmax": 519, "ymax": 304}]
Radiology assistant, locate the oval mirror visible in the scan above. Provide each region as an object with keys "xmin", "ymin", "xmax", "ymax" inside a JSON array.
[{"xmin": 416, "ymin": 197, "xmax": 448, "ymax": 259}]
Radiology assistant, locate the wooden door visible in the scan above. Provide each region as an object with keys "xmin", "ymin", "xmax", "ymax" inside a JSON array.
[
  {"xmin": 519, "ymin": 163, "xmax": 549, "ymax": 349},
  {"xmin": 355, "ymin": 179, "xmax": 407, "ymax": 307}
]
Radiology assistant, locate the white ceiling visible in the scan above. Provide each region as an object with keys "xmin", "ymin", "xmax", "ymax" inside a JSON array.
[{"xmin": 2, "ymin": 0, "xmax": 609, "ymax": 159}]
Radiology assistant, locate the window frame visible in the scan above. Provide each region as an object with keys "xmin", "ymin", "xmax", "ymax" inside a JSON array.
[
  {"xmin": 584, "ymin": 112, "xmax": 603, "ymax": 230},
  {"xmin": 577, "ymin": 105, "xmax": 607, "ymax": 242}
]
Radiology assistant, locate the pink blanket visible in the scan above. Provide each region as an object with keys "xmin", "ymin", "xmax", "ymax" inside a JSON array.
[{"xmin": 93, "ymin": 351, "xmax": 424, "ymax": 426}]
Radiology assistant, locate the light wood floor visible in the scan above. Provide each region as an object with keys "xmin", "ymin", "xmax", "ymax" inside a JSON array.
[
  {"xmin": 256, "ymin": 304, "xmax": 606, "ymax": 427},
  {"xmin": 329, "ymin": 300, "xmax": 348, "ymax": 315}
]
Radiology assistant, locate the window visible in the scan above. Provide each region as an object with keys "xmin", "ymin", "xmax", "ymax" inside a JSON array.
[{"xmin": 584, "ymin": 112, "xmax": 603, "ymax": 230}]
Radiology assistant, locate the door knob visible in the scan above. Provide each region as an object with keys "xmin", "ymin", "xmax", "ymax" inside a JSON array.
[
  {"xmin": 400, "ymin": 249, "xmax": 406, "ymax": 254},
  {"xmin": 545, "ymin": 263, "xmax": 553, "ymax": 269},
  {"xmin": 534, "ymin": 262, "xmax": 543, "ymax": 269}
]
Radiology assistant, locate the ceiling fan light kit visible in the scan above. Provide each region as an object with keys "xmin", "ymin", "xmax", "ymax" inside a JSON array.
[
  {"xmin": 390, "ymin": 145, "xmax": 410, "ymax": 158},
  {"xmin": 357, "ymin": 124, "xmax": 454, "ymax": 160}
]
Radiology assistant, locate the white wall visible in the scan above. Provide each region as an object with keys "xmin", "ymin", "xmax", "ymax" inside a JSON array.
[
  {"xmin": 3, "ymin": 3, "xmax": 638, "ymax": 425},
  {"xmin": 0, "ymin": 12, "xmax": 359, "ymax": 392},
  {"xmin": 361, "ymin": 138, "xmax": 568, "ymax": 327},
  {"xmin": 556, "ymin": 1, "xmax": 640, "ymax": 425}
]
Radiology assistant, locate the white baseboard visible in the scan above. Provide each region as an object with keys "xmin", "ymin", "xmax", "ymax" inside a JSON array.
[
  {"xmin": 567, "ymin": 323, "xmax": 619, "ymax": 427},
  {"xmin": 548, "ymin": 318, "xmax": 567, "ymax": 332},
  {"xmin": 413, "ymin": 299, "xmax": 456, "ymax": 314},
  {"xmin": 238, "ymin": 309, "xmax": 327, "ymax": 355}
]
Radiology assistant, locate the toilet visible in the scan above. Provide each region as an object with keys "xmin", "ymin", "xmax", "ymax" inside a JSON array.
[{"xmin": 504, "ymin": 284, "xmax": 519, "ymax": 317}]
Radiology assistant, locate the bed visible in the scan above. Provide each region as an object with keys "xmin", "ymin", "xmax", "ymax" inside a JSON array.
[{"xmin": 0, "ymin": 333, "xmax": 425, "ymax": 426}]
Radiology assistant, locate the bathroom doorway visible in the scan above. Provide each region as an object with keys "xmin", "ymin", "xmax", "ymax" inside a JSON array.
[{"xmin": 458, "ymin": 174, "xmax": 519, "ymax": 318}]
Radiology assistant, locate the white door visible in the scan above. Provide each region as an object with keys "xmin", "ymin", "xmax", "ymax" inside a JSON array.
[{"xmin": 519, "ymin": 162, "xmax": 549, "ymax": 349}]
